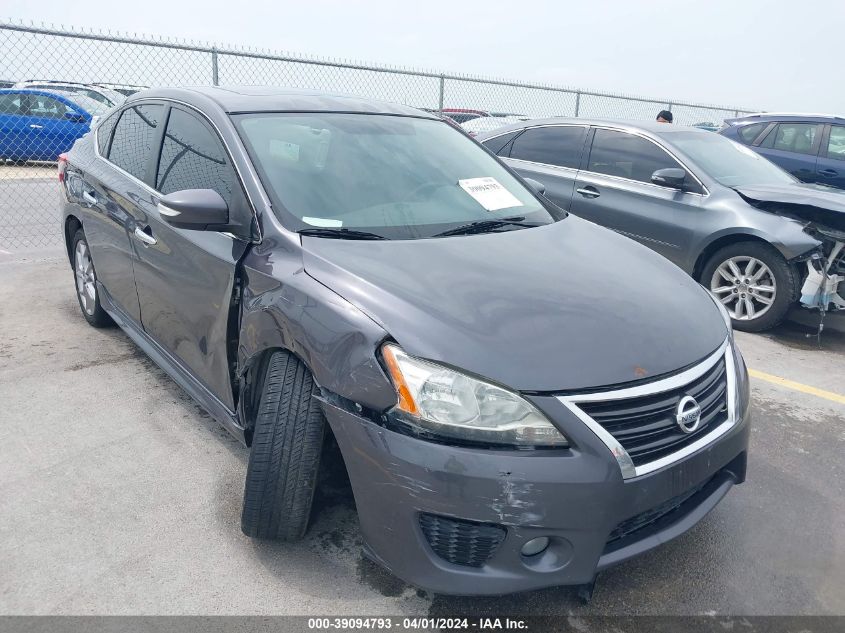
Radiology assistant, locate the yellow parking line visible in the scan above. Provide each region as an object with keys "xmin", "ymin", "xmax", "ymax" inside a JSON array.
[{"xmin": 748, "ymin": 368, "xmax": 845, "ymax": 405}]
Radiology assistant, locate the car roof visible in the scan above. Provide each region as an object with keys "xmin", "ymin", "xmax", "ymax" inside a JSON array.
[
  {"xmin": 129, "ymin": 86, "xmax": 439, "ymax": 118},
  {"xmin": 16, "ymin": 80, "xmax": 106, "ymax": 90},
  {"xmin": 0, "ymin": 87, "xmax": 77, "ymax": 100},
  {"xmin": 475, "ymin": 116, "xmax": 713, "ymax": 140},
  {"xmin": 727, "ymin": 112, "xmax": 845, "ymax": 124}
]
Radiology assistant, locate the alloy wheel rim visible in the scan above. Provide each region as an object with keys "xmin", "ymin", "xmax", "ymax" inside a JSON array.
[
  {"xmin": 74, "ymin": 241, "xmax": 96, "ymax": 316},
  {"xmin": 710, "ymin": 256, "xmax": 777, "ymax": 321}
]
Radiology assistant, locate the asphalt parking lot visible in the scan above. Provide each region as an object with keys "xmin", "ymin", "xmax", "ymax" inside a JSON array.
[
  {"xmin": 1, "ymin": 249, "xmax": 844, "ymax": 617},
  {"xmin": 0, "ymin": 165, "xmax": 59, "ymax": 252}
]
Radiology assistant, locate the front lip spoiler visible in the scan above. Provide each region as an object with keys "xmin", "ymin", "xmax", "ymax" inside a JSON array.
[{"xmin": 557, "ymin": 337, "xmax": 736, "ymax": 479}]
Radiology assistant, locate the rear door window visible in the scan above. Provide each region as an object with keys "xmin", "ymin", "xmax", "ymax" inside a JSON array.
[
  {"xmin": 107, "ymin": 103, "xmax": 164, "ymax": 182},
  {"xmin": 155, "ymin": 107, "xmax": 237, "ymax": 204},
  {"xmin": 762, "ymin": 123, "xmax": 821, "ymax": 155},
  {"xmin": 508, "ymin": 126, "xmax": 587, "ymax": 169},
  {"xmin": 587, "ymin": 128, "xmax": 682, "ymax": 183}
]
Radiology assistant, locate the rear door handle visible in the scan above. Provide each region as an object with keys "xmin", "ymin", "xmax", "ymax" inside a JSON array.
[
  {"xmin": 576, "ymin": 186, "xmax": 601, "ymax": 198},
  {"xmin": 819, "ymin": 168, "xmax": 838, "ymax": 177},
  {"xmin": 28, "ymin": 124, "xmax": 43, "ymax": 129},
  {"xmin": 133, "ymin": 226, "xmax": 157, "ymax": 247}
]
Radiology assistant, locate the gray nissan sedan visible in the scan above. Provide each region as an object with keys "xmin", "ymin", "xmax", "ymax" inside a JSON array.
[
  {"xmin": 60, "ymin": 87, "xmax": 750, "ymax": 596},
  {"xmin": 479, "ymin": 118, "xmax": 845, "ymax": 332}
]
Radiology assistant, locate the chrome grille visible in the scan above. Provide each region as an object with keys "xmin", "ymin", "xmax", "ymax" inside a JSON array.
[{"xmin": 578, "ymin": 358, "xmax": 728, "ymax": 467}]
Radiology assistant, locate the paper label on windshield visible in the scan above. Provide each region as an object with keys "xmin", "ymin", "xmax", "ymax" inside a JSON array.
[
  {"xmin": 458, "ymin": 177, "xmax": 523, "ymax": 211},
  {"xmin": 302, "ymin": 216, "xmax": 342, "ymax": 227}
]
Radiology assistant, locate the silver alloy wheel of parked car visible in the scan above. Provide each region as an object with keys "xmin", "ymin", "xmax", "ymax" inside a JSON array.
[
  {"xmin": 710, "ymin": 256, "xmax": 777, "ymax": 321},
  {"xmin": 74, "ymin": 240, "xmax": 96, "ymax": 316}
]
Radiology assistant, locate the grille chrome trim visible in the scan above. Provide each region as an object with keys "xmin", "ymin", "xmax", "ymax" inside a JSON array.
[{"xmin": 558, "ymin": 337, "xmax": 736, "ymax": 479}]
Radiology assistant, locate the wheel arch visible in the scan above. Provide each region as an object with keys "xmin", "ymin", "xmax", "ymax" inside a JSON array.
[
  {"xmin": 692, "ymin": 231, "xmax": 786, "ymax": 282},
  {"xmin": 235, "ymin": 273, "xmax": 395, "ymax": 445},
  {"xmin": 64, "ymin": 214, "xmax": 82, "ymax": 265},
  {"xmin": 237, "ymin": 345, "xmax": 291, "ymax": 446}
]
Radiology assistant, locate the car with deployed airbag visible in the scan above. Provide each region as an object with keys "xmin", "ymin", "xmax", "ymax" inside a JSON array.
[{"xmin": 60, "ymin": 87, "xmax": 750, "ymax": 596}]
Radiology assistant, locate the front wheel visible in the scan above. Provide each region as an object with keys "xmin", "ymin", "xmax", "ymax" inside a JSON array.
[
  {"xmin": 241, "ymin": 350, "xmax": 326, "ymax": 541},
  {"xmin": 701, "ymin": 241, "xmax": 797, "ymax": 332}
]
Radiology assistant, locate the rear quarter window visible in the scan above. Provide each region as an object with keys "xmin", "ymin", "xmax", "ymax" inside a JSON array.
[
  {"xmin": 737, "ymin": 122, "xmax": 765, "ymax": 144},
  {"xmin": 96, "ymin": 112, "xmax": 119, "ymax": 156},
  {"xmin": 482, "ymin": 130, "xmax": 521, "ymax": 156}
]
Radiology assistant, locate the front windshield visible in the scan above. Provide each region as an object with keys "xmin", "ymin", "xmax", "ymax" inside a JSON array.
[
  {"xmin": 670, "ymin": 131, "xmax": 796, "ymax": 188},
  {"xmin": 94, "ymin": 87, "xmax": 127, "ymax": 106},
  {"xmin": 234, "ymin": 113, "xmax": 556, "ymax": 239}
]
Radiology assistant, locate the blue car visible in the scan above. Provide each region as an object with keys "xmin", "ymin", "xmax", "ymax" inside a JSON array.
[
  {"xmin": 720, "ymin": 113, "xmax": 845, "ymax": 190},
  {"xmin": 0, "ymin": 88, "xmax": 108, "ymax": 162}
]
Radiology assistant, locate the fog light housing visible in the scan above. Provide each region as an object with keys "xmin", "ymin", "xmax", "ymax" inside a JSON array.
[{"xmin": 521, "ymin": 536, "xmax": 550, "ymax": 557}]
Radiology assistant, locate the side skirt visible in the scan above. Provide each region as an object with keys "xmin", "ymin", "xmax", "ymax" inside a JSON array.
[{"xmin": 98, "ymin": 282, "xmax": 247, "ymax": 445}]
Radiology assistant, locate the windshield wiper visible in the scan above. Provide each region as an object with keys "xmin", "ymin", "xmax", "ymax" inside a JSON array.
[
  {"xmin": 298, "ymin": 228, "xmax": 387, "ymax": 240},
  {"xmin": 432, "ymin": 217, "xmax": 542, "ymax": 238}
]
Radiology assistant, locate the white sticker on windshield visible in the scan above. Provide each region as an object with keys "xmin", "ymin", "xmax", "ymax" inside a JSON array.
[
  {"xmin": 302, "ymin": 217, "xmax": 343, "ymax": 227},
  {"xmin": 458, "ymin": 177, "xmax": 523, "ymax": 211}
]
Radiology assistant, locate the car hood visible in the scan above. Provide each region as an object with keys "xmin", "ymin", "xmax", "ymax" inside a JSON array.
[
  {"xmin": 735, "ymin": 183, "xmax": 845, "ymax": 234},
  {"xmin": 301, "ymin": 217, "xmax": 728, "ymax": 392}
]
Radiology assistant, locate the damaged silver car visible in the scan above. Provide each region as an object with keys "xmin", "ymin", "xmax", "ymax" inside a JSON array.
[{"xmin": 479, "ymin": 120, "xmax": 845, "ymax": 331}]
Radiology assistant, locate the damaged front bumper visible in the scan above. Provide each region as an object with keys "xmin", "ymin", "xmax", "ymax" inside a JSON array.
[
  {"xmin": 321, "ymin": 392, "xmax": 750, "ymax": 596},
  {"xmin": 736, "ymin": 185, "xmax": 845, "ymax": 312}
]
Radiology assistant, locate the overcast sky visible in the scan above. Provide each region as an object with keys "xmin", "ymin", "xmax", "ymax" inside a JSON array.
[{"xmin": 4, "ymin": 0, "xmax": 843, "ymax": 113}]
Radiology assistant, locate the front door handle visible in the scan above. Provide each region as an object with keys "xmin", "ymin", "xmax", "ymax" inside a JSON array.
[
  {"xmin": 29, "ymin": 124, "xmax": 43, "ymax": 129},
  {"xmin": 576, "ymin": 186, "xmax": 601, "ymax": 198},
  {"xmin": 819, "ymin": 168, "xmax": 838, "ymax": 177},
  {"xmin": 133, "ymin": 226, "xmax": 157, "ymax": 247}
]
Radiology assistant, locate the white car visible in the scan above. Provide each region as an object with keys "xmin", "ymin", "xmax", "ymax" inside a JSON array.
[
  {"xmin": 461, "ymin": 115, "xmax": 528, "ymax": 137},
  {"xmin": 13, "ymin": 81, "xmax": 126, "ymax": 108}
]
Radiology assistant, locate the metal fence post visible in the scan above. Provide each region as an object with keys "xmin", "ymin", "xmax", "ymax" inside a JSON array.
[
  {"xmin": 211, "ymin": 47, "xmax": 219, "ymax": 86},
  {"xmin": 438, "ymin": 75, "xmax": 445, "ymax": 113},
  {"xmin": 574, "ymin": 91, "xmax": 581, "ymax": 117}
]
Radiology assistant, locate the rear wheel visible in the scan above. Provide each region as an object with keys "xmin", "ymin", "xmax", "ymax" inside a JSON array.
[
  {"xmin": 702, "ymin": 241, "xmax": 797, "ymax": 332},
  {"xmin": 71, "ymin": 229, "xmax": 112, "ymax": 328},
  {"xmin": 241, "ymin": 350, "xmax": 326, "ymax": 541}
]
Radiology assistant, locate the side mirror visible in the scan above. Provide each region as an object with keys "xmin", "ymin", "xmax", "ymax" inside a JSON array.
[
  {"xmin": 651, "ymin": 167, "xmax": 687, "ymax": 189},
  {"xmin": 158, "ymin": 189, "xmax": 229, "ymax": 230},
  {"xmin": 64, "ymin": 111, "xmax": 86, "ymax": 123},
  {"xmin": 523, "ymin": 177, "xmax": 546, "ymax": 196}
]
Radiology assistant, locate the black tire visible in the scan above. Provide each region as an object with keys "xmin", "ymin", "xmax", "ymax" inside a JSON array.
[
  {"xmin": 700, "ymin": 241, "xmax": 798, "ymax": 333},
  {"xmin": 71, "ymin": 228, "xmax": 113, "ymax": 328},
  {"xmin": 241, "ymin": 350, "xmax": 326, "ymax": 540}
]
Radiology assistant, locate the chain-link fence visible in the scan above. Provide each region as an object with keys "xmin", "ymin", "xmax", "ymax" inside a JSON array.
[{"xmin": 0, "ymin": 20, "xmax": 756, "ymax": 251}]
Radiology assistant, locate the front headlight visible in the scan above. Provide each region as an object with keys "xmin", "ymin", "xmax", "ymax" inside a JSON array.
[{"xmin": 381, "ymin": 344, "xmax": 569, "ymax": 447}]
